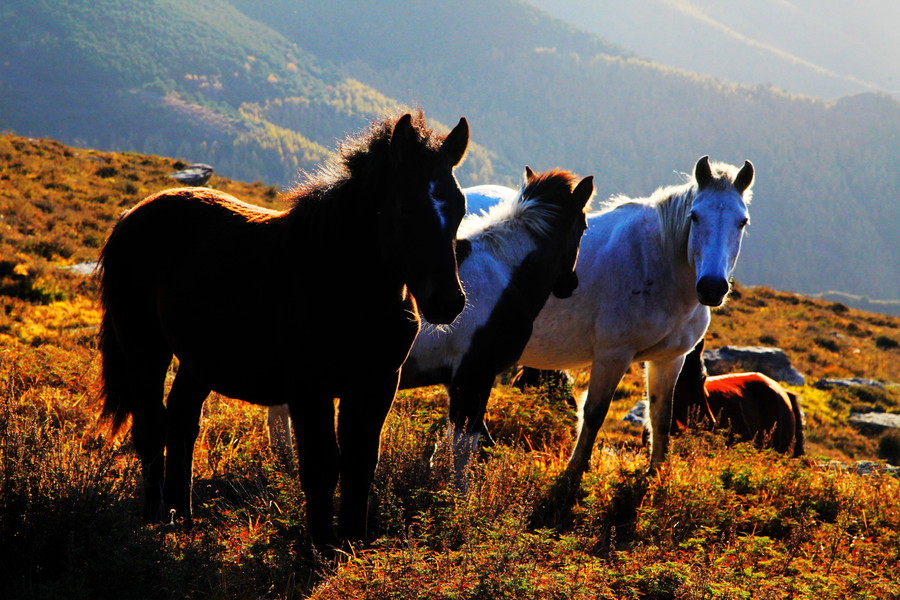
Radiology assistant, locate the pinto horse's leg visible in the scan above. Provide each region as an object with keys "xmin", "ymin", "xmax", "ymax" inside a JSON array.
[
  {"xmin": 442, "ymin": 367, "xmax": 498, "ymax": 486},
  {"xmin": 163, "ymin": 367, "xmax": 210, "ymax": 524},
  {"xmin": 290, "ymin": 395, "xmax": 340, "ymax": 549},
  {"xmin": 567, "ymin": 353, "xmax": 632, "ymax": 478},
  {"xmin": 645, "ymin": 356, "xmax": 686, "ymax": 472},
  {"xmin": 267, "ymin": 404, "xmax": 293, "ymax": 457},
  {"xmin": 336, "ymin": 372, "xmax": 400, "ymax": 542}
]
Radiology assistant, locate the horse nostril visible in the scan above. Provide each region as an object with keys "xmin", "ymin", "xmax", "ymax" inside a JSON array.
[{"xmin": 696, "ymin": 276, "xmax": 729, "ymax": 306}]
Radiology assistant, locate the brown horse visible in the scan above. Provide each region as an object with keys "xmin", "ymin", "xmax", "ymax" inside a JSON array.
[
  {"xmin": 98, "ymin": 112, "xmax": 469, "ymax": 549},
  {"xmin": 673, "ymin": 339, "xmax": 805, "ymax": 456}
]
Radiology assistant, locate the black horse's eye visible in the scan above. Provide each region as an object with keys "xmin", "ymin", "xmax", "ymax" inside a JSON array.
[{"xmin": 689, "ymin": 212, "xmax": 699, "ymax": 223}]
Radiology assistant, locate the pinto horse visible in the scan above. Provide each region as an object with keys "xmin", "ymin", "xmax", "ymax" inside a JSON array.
[
  {"xmin": 505, "ymin": 156, "xmax": 755, "ymax": 478},
  {"xmin": 672, "ymin": 339, "xmax": 805, "ymax": 456},
  {"xmin": 400, "ymin": 168, "xmax": 593, "ymax": 477},
  {"xmin": 98, "ymin": 112, "xmax": 469, "ymax": 548}
]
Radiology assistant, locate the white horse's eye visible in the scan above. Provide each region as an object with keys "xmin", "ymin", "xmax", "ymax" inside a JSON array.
[{"xmin": 739, "ymin": 217, "xmax": 749, "ymax": 228}]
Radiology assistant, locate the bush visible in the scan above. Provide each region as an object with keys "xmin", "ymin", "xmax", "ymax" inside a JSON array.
[
  {"xmin": 878, "ymin": 430, "xmax": 900, "ymax": 465},
  {"xmin": 875, "ymin": 335, "xmax": 898, "ymax": 350}
]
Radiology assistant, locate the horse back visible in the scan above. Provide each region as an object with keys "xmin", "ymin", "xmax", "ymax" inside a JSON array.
[{"xmin": 706, "ymin": 373, "xmax": 797, "ymax": 453}]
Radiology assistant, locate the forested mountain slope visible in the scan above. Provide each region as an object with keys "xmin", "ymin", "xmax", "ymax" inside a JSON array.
[{"xmin": 0, "ymin": 0, "xmax": 494, "ymax": 186}]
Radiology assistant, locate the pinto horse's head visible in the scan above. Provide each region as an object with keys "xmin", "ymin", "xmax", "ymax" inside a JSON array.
[
  {"xmin": 547, "ymin": 170, "xmax": 593, "ymax": 299},
  {"xmin": 687, "ymin": 156, "xmax": 754, "ymax": 307},
  {"xmin": 385, "ymin": 113, "xmax": 469, "ymax": 324}
]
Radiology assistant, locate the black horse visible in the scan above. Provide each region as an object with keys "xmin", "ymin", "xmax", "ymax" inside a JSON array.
[{"xmin": 98, "ymin": 112, "xmax": 469, "ymax": 548}]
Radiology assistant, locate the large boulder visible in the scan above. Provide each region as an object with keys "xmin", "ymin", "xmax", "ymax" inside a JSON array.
[
  {"xmin": 848, "ymin": 412, "xmax": 900, "ymax": 432},
  {"xmin": 703, "ymin": 345, "xmax": 805, "ymax": 386}
]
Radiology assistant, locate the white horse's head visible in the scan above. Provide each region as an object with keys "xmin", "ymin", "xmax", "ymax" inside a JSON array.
[{"xmin": 687, "ymin": 156, "xmax": 754, "ymax": 307}]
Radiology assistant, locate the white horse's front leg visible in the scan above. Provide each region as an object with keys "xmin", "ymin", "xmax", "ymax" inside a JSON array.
[
  {"xmin": 567, "ymin": 353, "xmax": 632, "ymax": 476},
  {"xmin": 645, "ymin": 356, "xmax": 686, "ymax": 471}
]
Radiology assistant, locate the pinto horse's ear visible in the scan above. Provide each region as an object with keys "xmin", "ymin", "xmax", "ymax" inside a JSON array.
[
  {"xmin": 573, "ymin": 175, "xmax": 594, "ymax": 208},
  {"xmin": 440, "ymin": 117, "xmax": 469, "ymax": 167},
  {"xmin": 733, "ymin": 160, "xmax": 754, "ymax": 194},
  {"xmin": 390, "ymin": 113, "xmax": 416, "ymax": 163},
  {"xmin": 524, "ymin": 165, "xmax": 536, "ymax": 183},
  {"xmin": 694, "ymin": 155, "xmax": 712, "ymax": 189}
]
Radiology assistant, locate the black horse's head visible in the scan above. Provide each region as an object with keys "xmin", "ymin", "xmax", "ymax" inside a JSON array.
[{"xmin": 385, "ymin": 113, "xmax": 469, "ymax": 324}]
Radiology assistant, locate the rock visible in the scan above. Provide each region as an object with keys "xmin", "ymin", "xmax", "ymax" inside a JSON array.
[
  {"xmin": 623, "ymin": 399, "xmax": 648, "ymax": 426},
  {"xmin": 61, "ymin": 261, "xmax": 98, "ymax": 276},
  {"xmin": 813, "ymin": 378, "xmax": 885, "ymax": 390},
  {"xmin": 849, "ymin": 412, "xmax": 900, "ymax": 432},
  {"xmin": 703, "ymin": 346, "xmax": 805, "ymax": 386},
  {"xmin": 169, "ymin": 163, "xmax": 214, "ymax": 186}
]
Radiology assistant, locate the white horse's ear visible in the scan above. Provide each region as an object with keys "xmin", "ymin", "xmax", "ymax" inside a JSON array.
[
  {"xmin": 524, "ymin": 165, "xmax": 536, "ymax": 182},
  {"xmin": 734, "ymin": 160, "xmax": 754, "ymax": 194},
  {"xmin": 440, "ymin": 117, "xmax": 469, "ymax": 167},
  {"xmin": 694, "ymin": 156, "xmax": 712, "ymax": 189}
]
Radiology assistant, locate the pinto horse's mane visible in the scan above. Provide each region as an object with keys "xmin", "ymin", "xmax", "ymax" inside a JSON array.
[
  {"xmin": 598, "ymin": 161, "xmax": 753, "ymax": 255},
  {"xmin": 459, "ymin": 169, "xmax": 582, "ymax": 254},
  {"xmin": 283, "ymin": 110, "xmax": 443, "ymax": 206}
]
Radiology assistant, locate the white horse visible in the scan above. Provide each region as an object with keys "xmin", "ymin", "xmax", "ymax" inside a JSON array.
[{"xmin": 465, "ymin": 156, "xmax": 754, "ymax": 477}]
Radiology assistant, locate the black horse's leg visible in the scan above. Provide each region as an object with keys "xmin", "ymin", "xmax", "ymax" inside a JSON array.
[
  {"xmin": 336, "ymin": 372, "xmax": 399, "ymax": 543},
  {"xmin": 291, "ymin": 396, "xmax": 340, "ymax": 549},
  {"xmin": 131, "ymin": 397, "xmax": 167, "ymax": 524},
  {"xmin": 117, "ymin": 337, "xmax": 172, "ymax": 524},
  {"xmin": 163, "ymin": 367, "xmax": 210, "ymax": 525}
]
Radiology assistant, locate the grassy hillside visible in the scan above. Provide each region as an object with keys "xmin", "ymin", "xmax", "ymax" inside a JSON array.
[{"xmin": 2, "ymin": 136, "xmax": 899, "ymax": 598}]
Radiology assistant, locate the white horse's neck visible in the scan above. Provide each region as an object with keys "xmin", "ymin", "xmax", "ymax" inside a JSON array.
[{"xmin": 602, "ymin": 182, "xmax": 697, "ymax": 288}]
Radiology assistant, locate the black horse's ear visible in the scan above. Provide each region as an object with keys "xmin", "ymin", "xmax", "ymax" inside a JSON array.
[
  {"xmin": 573, "ymin": 175, "xmax": 594, "ymax": 208},
  {"xmin": 694, "ymin": 156, "xmax": 712, "ymax": 189},
  {"xmin": 440, "ymin": 117, "xmax": 469, "ymax": 167},
  {"xmin": 733, "ymin": 160, "xmax": 754, "ymax": 194},
  {"xmin": 390, "ymin": 114, "xmax": 416, "ymax": 163},
  {"xmin": 524, "ymin": 165, "xmax": 536, "ymax": 182}
]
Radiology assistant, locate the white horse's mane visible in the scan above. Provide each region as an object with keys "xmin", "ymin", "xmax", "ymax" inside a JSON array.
[{"xmin": 597, "ymin": 161, "xmax": 752, "ymax": 253}]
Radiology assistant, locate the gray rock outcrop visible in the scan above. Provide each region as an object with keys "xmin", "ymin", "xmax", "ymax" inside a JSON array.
[{"xmin": 703, "ymin": 345, "xmax": 805, "ymax": 385}]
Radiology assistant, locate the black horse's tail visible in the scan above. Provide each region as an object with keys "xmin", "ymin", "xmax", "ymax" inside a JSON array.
[
  {"xmin": 787, "ymin": 391, "xmax": 805, "ymax": 457},
  {"xmin": 99, "ymin": 313, "xmax": 131, "ymax": 434},
  {"xmin": 98, "ymin": 247, "xmax": 131, "ymax": 434}
]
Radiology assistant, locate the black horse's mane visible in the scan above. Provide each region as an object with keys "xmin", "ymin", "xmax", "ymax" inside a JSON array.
[{"xmin": 284, "ymin": 110, "xmax": 442, "ymax": 207}]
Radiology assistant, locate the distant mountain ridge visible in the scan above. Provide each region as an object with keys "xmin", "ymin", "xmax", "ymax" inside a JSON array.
[
  {"xmin": 0, "ymin": 0, "xmax": 897, "ymax": 306},
  {"xmin": 528, "ymin": 0, "xmax": 900, "ymax": 99}
]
